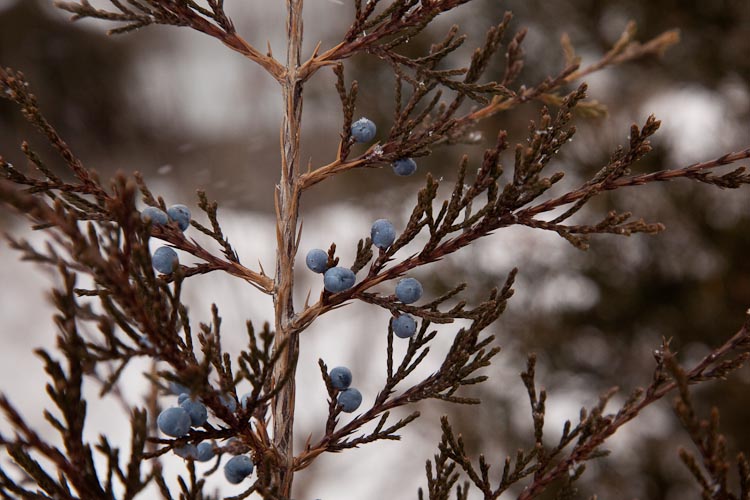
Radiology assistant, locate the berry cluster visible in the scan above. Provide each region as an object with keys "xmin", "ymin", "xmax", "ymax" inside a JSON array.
[
  {"xmin": 305, "ymin": 218, "xmax": 426, "ymax": 418},
  {"xmin": 305, "ymin": 248, "xmax": 358, "ymax": 293},
  {"xmin": 329, "ymin": 366, "xmax": 362, "ymax": 413},
  {"xmin": 350, "ymin": 117, "xmax": 418, "ymax": 177},
  {"xmin": 306, "ymin": 219, "xmax": 425, "ymax": 342},
  {"xmin": 390, "ymin": 277, "xmax": 422, "ymax": 339},
  {"xmin": 140, "ymin": 204, "xmax": 192, "ymax": 274},
  {"xmin": 157, "ymin": 383, "xmax": 255, "ymax": 484}
]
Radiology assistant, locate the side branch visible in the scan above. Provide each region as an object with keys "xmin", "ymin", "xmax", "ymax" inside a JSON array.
[
  {"xmin": 294, "ymin": 144, "xmax": 750, "ymax": 331},
  {"xmin": 298, "ymin": 23, "xmax": 680, "ymax": 192},
  {"xmin": 520, "ymin": 146, "xmax": 750, "ymax": 219},
  {"xmin": 517, "ymin": 317, "xmax": 750, "ymax": 500},
  {"xmin": 54, "ymin": 0, "xmax": 286, "ymax": 81}
]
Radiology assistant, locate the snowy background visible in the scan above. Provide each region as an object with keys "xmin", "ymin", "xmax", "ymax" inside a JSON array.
[{"xmin": 1, "ymin": 0, "xmax": 749, "ymax": 498}]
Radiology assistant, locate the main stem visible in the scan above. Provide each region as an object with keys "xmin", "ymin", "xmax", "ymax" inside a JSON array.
[{"xmin": 272, "ymin": 0, "xmax": 304, "ymax": 497}]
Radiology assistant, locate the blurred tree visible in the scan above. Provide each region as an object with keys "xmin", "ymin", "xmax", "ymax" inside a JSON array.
[{"xmin": 0, "ymin": 1, "xmax": 749, "ymax": 499}]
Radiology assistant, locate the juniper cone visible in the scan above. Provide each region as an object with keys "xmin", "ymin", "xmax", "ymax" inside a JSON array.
[
  {"xmin": 180, "ymin": 398, "xmax": 208, "ymax": 427},
  {"xmin": 157, "ymin": 407, "xmax": 191, "ymax": 438},
  {"xmin": 173, "ymin": 444, "xmax": 198, "ymax": 460},
  {"xmin": 305, "ymin": 248, "xmax": 329, "ymax": 273},
  {"xmin": 350, "ymin": 117, "xmax": 376, "ymax": 143},
  {"xmin": 152, "ymin": 246, "xmax": 179, "ymax": 274},
  {"xmin": 395, "ymin": 277, "xmax": 423, "ymax": 304},
  {"xmin": 140, "ymin": 206, "xmax": 169, "ymax": 225},
  {"xmin": 167, "ymin": 204, "xmax": 191, "ymax": 231},
  {"xmin": 169, "ymin": 382, "xmax": 189, "ymax": 396},
  {"xmin": 391, "ymin": 314, "xmax": 417, "ymax": 339},
  {"xmin": 224, "ymin": 455, "xmax": 254, "ymax": 484},
  {"xmin": 392, "ymin": 157, "xmax": 417, "ymax": 176},
  {"xmin": 196, "ymin": 442, "xmax": 215, "ymax": 462},
  {"xmin": 323, "ymin": 266, "xmax": 356, "ymax": 293},
  {"xmin": 329, "ymin": 366, "xmax": 353, "ymax": 390},
  {"xmin": 371, "ymin": 219, "xmax": 396, "ymax": 249},
  {"xmin": 337, "ymin": 387, "xmax": 363, "ymax": 413},
  {"xmin": 219, "ymin": 394, "xmax": 237, "ymax": 412}
]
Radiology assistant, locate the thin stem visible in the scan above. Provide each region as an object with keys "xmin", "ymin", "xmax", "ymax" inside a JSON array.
[
  {"xmin": 517, "ymin": 321, "xmax": 750, "ymax": 500},
  {"xmin": 271, "ymin": 0, "xmax": 304, "ymax": 496}
]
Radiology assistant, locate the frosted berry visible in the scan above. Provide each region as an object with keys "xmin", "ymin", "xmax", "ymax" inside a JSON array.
[
  {"xmin": 167, "ymin": 204, "xmax": 191, "ymax": 231},
  {"xmin": 391, "ymin": 314, "xmax": 417, "ymax": 339},
  {"xmin": 180, "ymin": 398, "xmax": 208, "ymax": 427},
  {"xmin": 141, "ymin": 206, "xmax": 168, "ymax": 225},
  {"xmin": 323, "ymin": 267, "xmax": 356, "ymax": 293},
  {"xmin": 153, "ymin": 246, "xmax": 179, "ymax": 274},
  {"xmin": 395, "ymin": 277, "xmax": 423, "ymax": 304},
  {"xmin": 392, "ymin": 157, "xmax": 417, "ymax": 176},
  {"xmin": 370, "ymin": 219, "xmax": 396, "ymax": 250},
  {"xmin": 306, "ymin": 248, "xmax": 329, "ymax": 273},
  {"xmin": 329, "ymin": 366, "xmax": 352, "ymax": 390},
  {"xmin": 177, "ymin": 393, "xmax": 190, "ymax": 404},
  {"xmin": 174, "ymin": 444, "xmax": 198, "ymax": 459},
  {"xmin": 157, "ymin": 407, "xmax": 191, "ymax": 437},
  {"xmin": 351, "ymin": 117, "xmax": 376, "ymax": 143},
  {"xmin": 196, "ymin": 441, "xmax": 215, "ymax": 462},
  {"xmin": 224, "ymin": 455, "xmax": 254, "ymax": 484},
  {"xmin": 337, "ymin": 387, "xmax": 362, "ymax": 413}
]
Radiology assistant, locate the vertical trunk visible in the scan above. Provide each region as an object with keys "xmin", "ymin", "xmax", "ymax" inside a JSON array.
[{"xmin": 272, "ymin": 0, "xmax": 303, "ymax": 497}]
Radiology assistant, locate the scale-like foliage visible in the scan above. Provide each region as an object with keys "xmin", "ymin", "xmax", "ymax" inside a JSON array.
[{"xmin": 0, "ymin": 1, "xmax": 749, "ymax": 499}]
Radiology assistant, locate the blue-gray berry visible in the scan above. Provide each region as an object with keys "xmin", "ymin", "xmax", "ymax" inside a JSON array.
[
  {"xmin": 173, "ymin": 444, "xmax": 198, "ymax": 459},
  {"xmin": 196, "ymin": 441, "xmax": 215, "ymax": 462},
  {"xmin": 177, "ymin": 393, "xmax": 190, "ymax": 404},
  {"xmin": 180, "ymin": 398, "xmax": 208, "ymax": 427},
  {"xmin": 391, "ymin": 314, "xmax": 417, "ymax": 339},
  {"xmin": 169, "ymin": 381, "xmax": 189, "ymax": 395},
  {"xmin": 351, "ymin": 117, "xmax": 376, "ymax": 143},
  {"xmin": 392, "ymin": 157, "xmax": 417, "ymax": 176},
  {"xmin": 395, "ymin": 277, "xmax": 423, "ymax": 304},
  {"xmin": 306, "ymin": 248, "xmax": 329, "ymax": 273},
  {"xmin": 141, "ymin": 206, "xmax": 169, "ymax": 225},
  {"xmin": 337, "ymin": 387, "xmax": 362, "ymax": 413},
  {"xmin": 153, "ymin": 246, "xmax": 179, "ymax": 274},
  {"xmin": 167, "ymin": 204, "xmax": 191, "ymax": 231},
  {"xmin": 323, "ymin": 267, "xmax": 356, "ymax": 293},
  {"xmin": 224, "ymin": 455, "xmax": 254, "ymax": 484},
  {"xmin": 220, "ymin": 394, "xmax": 237, "ymax": 412},
  {"xmin": 157, "ymin": 407, "xmax": 191, "ymax": 437},
  {"xmin": 329, "ymin": 366, "xmax": 352, "ymax": 391},
  {"xmin": 370, "ymin": 219, "xmax": 396, "ymax": 250}
]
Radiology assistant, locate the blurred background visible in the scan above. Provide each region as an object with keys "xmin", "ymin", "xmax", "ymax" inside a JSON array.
[{"xmin": 0, "ymin": 0, "xmax": 749, "ymax": 498}]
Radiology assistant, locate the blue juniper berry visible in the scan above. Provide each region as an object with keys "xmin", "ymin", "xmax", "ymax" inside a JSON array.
[
  {"xmin": 323, "ymin": 267, "xmax": 356, "ymax": 293},
  {"xmin": 306, "ymin": 248, "xmax": 329, "ymax": 273},
  {"xmin": 337, "ymin": 387, "xmax": 363, "ymax": 413},
  {"xmin": 370, "ymin": 219, "xmax": 396, "ymax": 249},
  {"xmin": 140, "ymin": 206, "xmax": 169, "ymax": 225},
  {"xmin": 329, "ymin": 366, "xmax": 353, "ymax": 390},
  {"xmin": 167, "ymin": 204, "xmax": 191, "ymax": 231},
  {"xmin": 395, "ymin": 277, "xmax": 423, "ymax": 304},
  {"xmin": 392, "ymin": 157, "xmax": 417, "ymax": 176},
  {"xmin": 350, "ymin": 117, "xmax": 376, "ymax": 143},
  {"xmin": 391, "ymin": 314, "xmax": 417, "ymax": 339},
  {"xmin": 224, "ymin": 455, "xmax": 254, "ymax": 484},
  {"xmin": 152, "ymin": 246, "xmax": 179, "ymax": 274}
]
